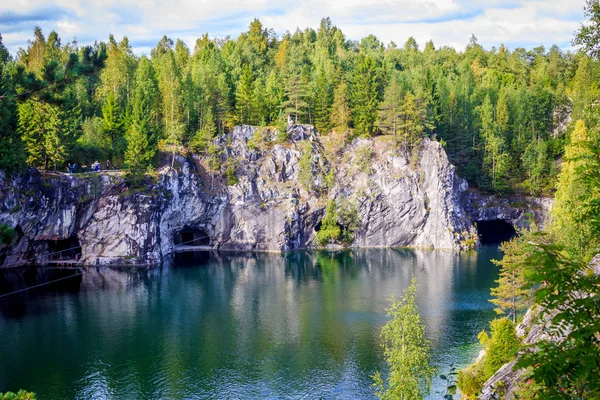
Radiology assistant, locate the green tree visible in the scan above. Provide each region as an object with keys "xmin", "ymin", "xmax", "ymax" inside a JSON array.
[
  {"xmin": 330, "ymin": 80, "xmax": 351, "ymax": 131},
  {"xmin": 0, "ymin": 35, "xmax": 25, "ymax": 172},
  {"xmin": 551, "ymin": 120, "xmax": 598, "ymax": 261},
  {"xmin": 190, "ymin": 107, "xmax": 217, "ymax": 154},
  {"xmin": 351, "ymin": 55, "xmax": 381, "ymax": 137},
  {"xmin": 284, "ymin": 72, "xmax": 309, "ymax": 124},
  {"xmin": 316, "ymin": 200, "xmax": 341, "ymax": 246},
  {"xmin": 573, "ymin": 0, "xmax": 600, "ymax": 58},
  {"xmin": 373, "ymin": 278, "xmax": 436, "ymax": 400},
  {"xmin": 378, "ymin": 78, "xmax": 403, "ymax": 137},
  {"xmin": 101, "ymin": 92, "xmax": 124, "ymax": 163},
  {"xmin": 124, "ymin": 58, "xmax": 159, "ymax": 182},
  {"xmin": 491, "ymin": 233, "xmax": 534, "ymax": 323},
  {"xmin": 398, "ymin": 93, "xmax": 427, "ymax": 163},
  {"xmin": 235, "ymin": 64, "xmax": 258, "ymax": 124}
]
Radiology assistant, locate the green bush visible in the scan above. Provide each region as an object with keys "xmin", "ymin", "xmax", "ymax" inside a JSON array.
[
  {"xmin": 457, "ymin": 361, "xmax": 486, "ymax": 398},
  {"xmin": 0, "ymin": 224, "xmax": 16, "ymax": 245},
  {"xmin": 1, "ymin": 390, "xmax": 36, "ymax": 400},
  {"xmin": 316, "ymin": 200, "xmax": 341, "ymax": 245},
  {"xmin": 484, "ymin": 318, "xmax": 521, "ymax": 377},
  {"xmin": 457, "ymin": 318, "xmax": 521, "ymax": 398},
  {"xmin": 226, "ymin": 163, "xmax": 238, "ymax": 186}
]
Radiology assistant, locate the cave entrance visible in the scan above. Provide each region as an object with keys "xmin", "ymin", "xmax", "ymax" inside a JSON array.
[
  {"xmin": 174, "ymin": 228, "xmax": 210, "ymax": 247},
  {"xmin": 476, "ymin": 220, "xmax": 516, "ymax": 245},
  {"xmin": 46, "ymin": 236, "xmax": 81, "ymax": 260}
]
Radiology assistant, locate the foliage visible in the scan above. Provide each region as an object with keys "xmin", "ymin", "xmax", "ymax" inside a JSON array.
[
  {"xmin": 226, "ymin": 163, "xmax": 237, "ymax": 186},
  {"xmin": 551, "ymin": 120, "xmax": 600, "ymax": 262},
  {"xmin": 483, "ymin": 318, "xmax": 521, "ymax": 378},
  {"xmin": 457, "ymin": 318, "xmax": 520, "ymax": 397},
  {"xmin": 373, "ymin": 278, "xmax": 436, "ymax": 400},
  {"xmin": 490, "ymin": 230, "xmax": 535, "ymax": 322},
  {"xmin": 0, "ymin": 21, "xmax": 591, "ymax": 196},
  {"xmin": 0, "ymin": 391, "xmax": 36, "ymax": 400},
  {"xmin": 457, "ymin": 361, "xmax": 485, "ymax": 398},
  {"xmin": 316, "ymin": 199, "xmax": 341, "ymax": 246},
  {"xmin": 574, "ymin": 0, "xmax": 600, "ymax": 58},
  {"xmin": 298, "ymin": 141, "xmax": 314, "ymax": 192},
  {"xmin": 512, "ymin": 233, "xmax": 600, "ymax": 399},
  {"xmin": 438, "ymin": 364, "xmax": 458, "ymax": 400},
  {"xmin": 353, "ymin": 143, "xmax": 374, "ymax": 174},
  {"xmin": 0, "ymin": 223, "xmax": 16, "ymax": 245}
]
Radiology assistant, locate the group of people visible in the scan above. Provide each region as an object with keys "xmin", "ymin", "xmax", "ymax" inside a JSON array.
[{"xmin": 66, "ymin": 160, "xmax": 112, "ymax": 174}]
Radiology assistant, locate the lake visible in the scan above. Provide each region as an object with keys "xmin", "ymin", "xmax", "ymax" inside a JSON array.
[{"xmin": 0, "ymin": 247, "xmax": 501, "ymax": 399}]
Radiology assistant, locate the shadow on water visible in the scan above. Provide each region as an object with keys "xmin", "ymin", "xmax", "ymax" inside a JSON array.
[{"xmin": 0, "ymin": 247, "xmax": 502, "ymax": 399}]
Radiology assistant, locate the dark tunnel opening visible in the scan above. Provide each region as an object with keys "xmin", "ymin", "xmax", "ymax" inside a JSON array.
[
  {"xmin": 46, "ymin": 236, "xmax": 81, "ymax": 260},
  {"xmin": 476, "ymin": 220, "xmax": 516, "ymax": 245},
  {"xmin": 174, "ymin": 228, "xmax": 210, "ymax": 246}
]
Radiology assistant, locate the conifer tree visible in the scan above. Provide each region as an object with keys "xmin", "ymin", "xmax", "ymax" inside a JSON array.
[
  {"xmin": 284, "ymin": 72, "xmax": 308, "ymax": 124},
  {"xmin": 491, "ymin": 233, "xmax": 533, "ymax": 323},
  {"xmin": 351, "ymin": 55, "xmax": 380, "ymax": 137},
  {"xmin": 124, "ymin": 57, "xmax": 159, "ymax": 181},
  {"xmin": 190, "ymin": 107, "xmax": 217, "ymax": 154},
  {"xmin": 398, "ymin": 93, "xmax": 426, "ymax": 161},
  {"xmin": 235, "ymin": 65, "xmax": 257, "ymax": 125},
  {"xmin": 378, "ymin": 78, "xmax": 403, "ymax": 137},
  {"xmin": 101, "ymin": 92, "xmax": 123, "ymax": 163},
  {"xmin": 551, "ymin": 120, "xmax": 599, "ymax": 261},
  {"xmin": 311, "ymin": 66, "xmax": 333, "ymax": 133},
  {"xmin": 330, "ymin": 80, "xmax": 351, "ymax": 131}
]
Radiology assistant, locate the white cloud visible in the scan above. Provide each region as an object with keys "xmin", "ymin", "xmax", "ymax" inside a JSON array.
[{"xmin": 0, "ymin": 0, "xmax": 588, "ymax": 55}]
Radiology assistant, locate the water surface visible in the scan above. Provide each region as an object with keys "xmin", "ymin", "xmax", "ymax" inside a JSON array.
[{"xmin": 0, "ymin": 247, "xmax": 501, "ymax": 399}]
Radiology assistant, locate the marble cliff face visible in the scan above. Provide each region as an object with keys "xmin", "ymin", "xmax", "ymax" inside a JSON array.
[{"xmin": 0, "ymin": 124, "xmax": 550, "ymax": 266}]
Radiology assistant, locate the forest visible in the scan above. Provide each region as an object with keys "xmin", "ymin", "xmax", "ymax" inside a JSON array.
[{"xmin": 0, "ymin": 18, "xmax": 597, "ymax": 194}]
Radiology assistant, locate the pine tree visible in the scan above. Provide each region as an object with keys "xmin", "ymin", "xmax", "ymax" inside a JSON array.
[
  {"xmin": 551, "ymin": 120, "xmax": 599, "ymax": 261},
  {"xmin": 351, "ymin": 55, "xmax": 380, "ymax": 137},
  {"xmin": 398, "ymin": 93, "xmax": 426, "ymax": 162},
  {"xmin": 311, "ymin": 66, "xmax": 333, "ymax": 133},
  {"xmin": 330, "ymin": 80, "xmax": 351, "ymax": 131},
  {"xmin": 124, "ymin": 58, "xmax": 159, "ymax": 182},
  {"xmin": 265, "ymin": 70, "xmax": 284, "ymax": 125},
  {"xmin": 190, "ymin": 107, "xmax": 217, "ymax": 154},
  {"xmin": 19, "ymin": 100, "xmax": 43, "ymax": 167},
  {"xmin": 491, "ymin": 234, "xmax": 533, "ymax": 323},
  {"xmin": 101, "ymin": 92, "xmax": 123, "ymax": 163},
  {"xmin": 0, "ymin": 36, "xmax": 25, "ymax": 172},
  {"xmin": 378, "ymin": 78, "xmax": 403, "ymax": 137},
  {"xmin": 373, "ymin": 278, "xmax": 436, "ymax": 400},
  {"xmin": 235, "ymin": 65, "xmax": 257, "ymax": 125},
  {"xmin": 284, "ymin": 72, "xmax": 308, "ymax": 124}
]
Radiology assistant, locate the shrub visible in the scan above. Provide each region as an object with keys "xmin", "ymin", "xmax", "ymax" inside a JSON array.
[
  {"xmin": 457, "ymin": 318, "xmax": 521, "ymax": 398},
  {"xmin": 457, "ymin": 362, "xmax": 486, "ymax": 398},
  {"xmin": 316, "ymin": 200, "xmax": 341, "ymax": 245},
  {"xmin": 0, "ymin": 224, "xmax": 16, "ymax": 245},
  {"xmin": 483, "ymin": 318, "xmax": 520, "ymax": 377},
  {"xmin": 0, "ymin": 391, "xmax": 36, "ymax": 400},
  {"xmin": 226, "ymin": 163, "xmax": 237, "ymax": 186},
  {"xmin": 299, "ymin": 141, "xmax": 314, "ymax": 192}
]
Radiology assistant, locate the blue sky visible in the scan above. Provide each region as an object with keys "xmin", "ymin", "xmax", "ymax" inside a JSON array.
[{"xmin": 0, "ymin": 0, "xmax": 587, "ymax": 55}]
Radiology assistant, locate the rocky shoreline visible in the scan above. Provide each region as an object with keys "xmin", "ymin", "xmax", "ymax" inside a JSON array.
[{"xmin": 0, "ymin": 125, "xmax": 551, "ymax": 267}]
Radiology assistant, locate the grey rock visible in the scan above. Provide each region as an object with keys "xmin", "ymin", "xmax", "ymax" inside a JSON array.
[{"xmin": 0, "ymin": 125, "xmax": 551, "ymax": 266}]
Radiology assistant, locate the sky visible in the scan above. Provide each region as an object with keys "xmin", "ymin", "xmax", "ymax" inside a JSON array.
[{"xmin": 0, "ymin": 0, "xmax": 588, "ymax": 56}]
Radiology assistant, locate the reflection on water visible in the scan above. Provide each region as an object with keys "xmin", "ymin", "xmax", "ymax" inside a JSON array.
[{"xmin": 0, "ymin": 247, "xmax": 500, "ymax": 399}]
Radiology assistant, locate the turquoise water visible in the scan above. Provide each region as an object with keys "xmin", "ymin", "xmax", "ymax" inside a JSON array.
[{"xmin": 0, "ymin": 247, "xmax": 501, "ymax": 399}]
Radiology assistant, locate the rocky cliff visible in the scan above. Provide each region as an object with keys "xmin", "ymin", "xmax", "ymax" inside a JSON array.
[{"xmin": 0, "ymin": 125, "xmax": 547, "ymax": 266}]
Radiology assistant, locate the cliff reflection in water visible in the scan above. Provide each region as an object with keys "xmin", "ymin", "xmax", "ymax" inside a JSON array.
[{"xmin": 0, "ymin": 248, "xmax": 500, "ymax": 399}]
